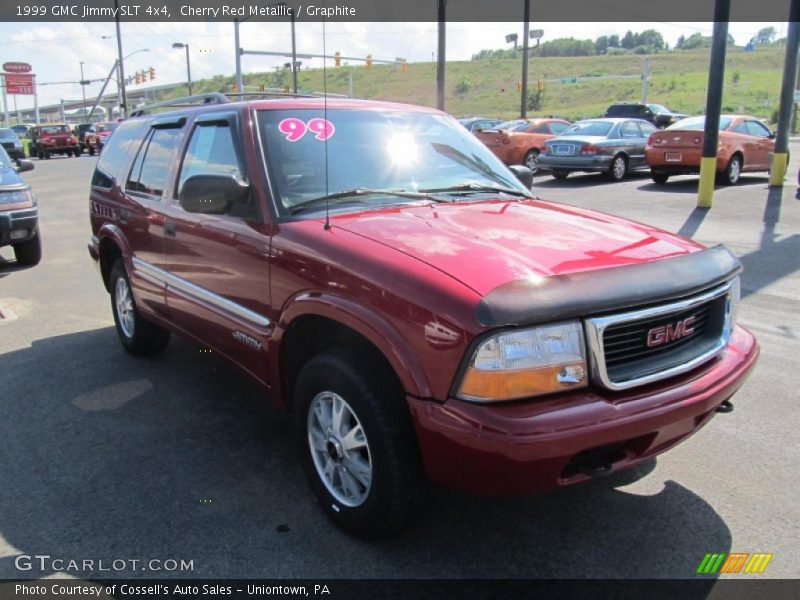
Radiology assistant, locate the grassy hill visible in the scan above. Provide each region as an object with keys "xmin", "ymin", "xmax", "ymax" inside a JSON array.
[{"xmin": 160, "ymin": 47, "xmax": 786, "ymax": 122}]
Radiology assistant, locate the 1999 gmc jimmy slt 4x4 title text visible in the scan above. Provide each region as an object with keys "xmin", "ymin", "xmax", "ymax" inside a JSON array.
[{"xmin": 88, "ymin": 93, "xmax": 758, "ymax": 538}]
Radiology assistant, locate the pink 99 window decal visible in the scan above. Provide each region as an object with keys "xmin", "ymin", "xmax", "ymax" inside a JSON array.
[{"xmin": 278, "ymin": 117, "xmax": 335, "ymax": 142}]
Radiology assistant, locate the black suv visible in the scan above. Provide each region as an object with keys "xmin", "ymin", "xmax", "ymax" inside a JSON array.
[
  {"xmin": 0, "ymin": 146, "xmax": 40, "ymax": 265},
  {"xmin": 604, "ymin": 103, "xmax": 689, "ymax": 129}
]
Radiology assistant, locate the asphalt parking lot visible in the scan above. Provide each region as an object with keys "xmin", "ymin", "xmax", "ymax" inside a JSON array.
[{"xmin": 1, "ymin": 148, "xmax": 798, "ymax": 580}]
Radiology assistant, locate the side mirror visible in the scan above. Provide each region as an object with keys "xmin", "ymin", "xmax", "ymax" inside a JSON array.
[
  {"xmin": 509, "ymin": 165, "xmax": 534, "ymax": 189},
  {"xmin": 15, "ymin": 159, "xmax": 34, "ymax": 173},
  {"xmin": 768, "ymin": 131, "xmax": 777, "ymax": 139},
  {"xmin": 179, "ymin": 173, "xmax": 250, "ymax": 215}
]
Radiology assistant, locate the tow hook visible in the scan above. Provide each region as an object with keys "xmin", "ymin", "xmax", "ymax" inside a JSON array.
[{"xmin": 716, "ymin": 400, "xmax": 734, "ymax": 414}]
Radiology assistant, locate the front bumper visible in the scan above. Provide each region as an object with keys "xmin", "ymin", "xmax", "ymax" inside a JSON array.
[
  {"xmin": 0, "ymin": 206, "xmax": 38, "ymax": 246},
  {"xmin": 408, "ymin": 325, "xmax": 758, "ymax": 496},
  {"xmin": 539, "ymin": 154, "xmax": 614, "ymax": 172}
]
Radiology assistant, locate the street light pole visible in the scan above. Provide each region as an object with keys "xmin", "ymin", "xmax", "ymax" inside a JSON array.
[
  {"xmin": 79, "ymin": 62, "xmax": 87, "ymax": 116},
  {"xmin": 173, "ymin": 43, "xmax": 193, "ymax": 95},
  {"xmin": 520, "ymin": 0, "xmax": 530, "ymax": 118},
  {"xmin": 290, "ymin": 9, "xmax": 298, "ymax": 93},
  {"xmin": 113, "ymin": 0, "xmax": 128, "ymax": 118}
]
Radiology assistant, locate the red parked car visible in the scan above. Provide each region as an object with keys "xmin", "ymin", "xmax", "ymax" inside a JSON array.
[
  {"xmin": 88, "ymin": 94, "xmax": 758, "ymax": 538},
  {"xmin": 95, "ymin": 121, "xmax": 121, "ymax": 151},
  {"xmin": 646, "ymin": 115, "xmax": 776, "ymax": 185},
  {"xmin": 475, "ymin": 117, "xmax": 571, "ymax": 174}
]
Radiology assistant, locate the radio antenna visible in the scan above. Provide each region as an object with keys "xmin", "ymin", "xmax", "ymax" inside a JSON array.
[{"xmin": 322, "ymin": 11, "xmax": 331, "ymax": 230}]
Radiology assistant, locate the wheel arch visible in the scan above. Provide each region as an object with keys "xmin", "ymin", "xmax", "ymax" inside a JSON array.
[
  {"xmin": 97, "ymin": 224, "xmax": 131, "ymax": 292},
  {"xmin": 271, "ymin": 293, "xmax": 434, "ymax": 411}
]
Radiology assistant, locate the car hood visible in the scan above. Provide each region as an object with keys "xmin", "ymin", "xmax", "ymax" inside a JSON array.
[
  {"xmin": 0, "ymin": 165, "xmax": 26, "ymax": 190},
  {"xmin": 331, "ymin": 199, "xmax": 703, "ymax": 296}
]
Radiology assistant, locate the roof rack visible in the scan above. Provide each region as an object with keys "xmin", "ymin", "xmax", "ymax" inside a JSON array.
[
  {"xmin": 129, "ymin": 92, "xmax": 230, "ymax": 117},
  {"xmin": 225, "ymin": 91, "xmax": 318, "ymax": 100}
]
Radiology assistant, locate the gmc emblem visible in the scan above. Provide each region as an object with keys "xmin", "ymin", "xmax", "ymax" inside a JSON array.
[{"xmin": 646, "ymin": 316, "xmax": 697, "ymax": 348}]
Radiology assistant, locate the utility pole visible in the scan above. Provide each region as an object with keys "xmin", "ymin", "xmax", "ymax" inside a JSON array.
[
  {"xmin": 1, "ymin": 75, "xmax": 8, "ymax": 126},
  {"xmin": 79, "ymin": 61, "xmax": 88, "ymax": 117},
  {"xmin": 520, "ymin": 0, "xmax": 531, "ymax": 118},
  {"xmin": 769, "ymin": 0, "xmax": 800, "ymax": 186},
  {"xmin": 697, "ymin": 0, "xmax": 730, "ymax": 208},
  {"xmin": 114, "ymin": 0, "xmax": 128, "ymax": 118},
  {"xmin": 641, "ymin": 56, "xmax": 651, "ymax": 104},
  {"xmin": 234, "ymin": 19, "xmax": 243, "ymax": 92},
  {"xmin": 436, "ymin": 0, "xmax": 446, "ymax": 110},
  {"xmin": 290, "ymin": 8, "xmax": 298, "ymax": 93}
]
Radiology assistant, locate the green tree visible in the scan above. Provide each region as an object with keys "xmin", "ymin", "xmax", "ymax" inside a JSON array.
[
  {"xmin": 622, "ymin": 30, "xmax": 636, "ymax": 49},
  {"xmin": 756, "ymin": 26, "xmax": 776, "ymax": 45}
]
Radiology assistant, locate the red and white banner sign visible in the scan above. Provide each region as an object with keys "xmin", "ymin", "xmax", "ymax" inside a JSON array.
[
  {"xmin": 3, "ymin": 73, "xmax": 35, "ymax": 95},
  {"xmin": 2, "ymin": 62, "xmax": 32, "ymax": 73}
]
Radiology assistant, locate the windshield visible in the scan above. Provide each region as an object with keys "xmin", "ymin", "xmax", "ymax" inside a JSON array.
[
  {"xmin": 562, "ymin": 121, "xmax": 614, "ymax": 137},
  {"xmin": 667, "ymin": 116, "xmax": 732, "ymax": 131},
  {"xmin": 258, "ymin": 109, "xmax": 527, "ymax": 216},
  {"xmin": 495, "ymin": 119, "xmax": 530, "ymax": 132},
  {"xmin": 648, "ymin": 104, "xmax": 669, "ymax": 114},
  {"xmin": 41, "ymin": 125, "xmax": 69, "ymax": 134},
  {"xmin": 0, "ymin": 146, "xmax": 11, "ymax": 168},
  {"xmin": 0, "ymin": 129, "xmax": 17, "ymax": 141}
]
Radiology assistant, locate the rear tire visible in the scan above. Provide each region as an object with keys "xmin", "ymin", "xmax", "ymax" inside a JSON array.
[
  {"xmin": 293, "ymin": 349, "xmax": 428, "ymax": 539},
  {"xmin": 552, "ymin": 169, "xmax": 569, "ymax": 180},
  {"xmin": 109, "ymin": 260, "xmax": 171, "ymax": 356},
  {"xmin": 13, "ymin": 229, "xmax": 42, "ymax": 266},
  {"xmin": 650, "ymin": 170, "xmax": 669, "ymax": 184},
  {"xmin": 523, "ymin": 149, "xmax": 540, "ymax": 175}
]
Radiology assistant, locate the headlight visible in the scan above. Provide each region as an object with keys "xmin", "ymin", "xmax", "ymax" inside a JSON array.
[
  {"xmin": 724, "ymin": 276, "xmax": 741, "ymax": 340},
  {"xmin": 457, "ymin": 321, "xmax": 588, "ymax": 402},
  {"xmin": 0, "ymin": 189, "xmax": 34, "ymax": 206}
]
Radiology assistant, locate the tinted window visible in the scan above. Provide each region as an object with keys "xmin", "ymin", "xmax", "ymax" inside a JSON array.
[
  {"xmin": 746, "ymin": 121, "xmax": 772, "ymax": 138},
  {"xmin": 91, "ymin": 119, "xmax": 149, "ymax": 189},
  {"xmin": 126, "ymin": 127, "xmax": 182, "ymax": 196},
  {"xmin": 606, "ymin": 105, "xmax": 638, "ymax": 117},
  {"xmin": 178, "ymin": 124, "xmax": 243, "ymax": 193},
  {"xmin": 639, "ymin": 121, "xmax": 657, "ymax": 136},
  {"xmin": 529, "ymin": 123, "xmax": 550, "ymax": 133},
  {"xmin": 668, "ymin": 116, "xmax": 733, "ymax": 131},
  {"xmin": 733, "ymin": 122, "xmax": 749, "ymax": 134},
  {"xmin": 620, "ymin": 121, "xmax": 641, "ymax": 138},
  {"xmin": 563, "ymin": 121, "xmax": 614, "ymax": 137},
  {"xmin": 549, "ymin": 122, "xmax": 569, "ymax": 134}
]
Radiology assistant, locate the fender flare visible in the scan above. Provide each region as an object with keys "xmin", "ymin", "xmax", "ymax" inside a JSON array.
[
  {"xmin": 96, "ymin": 223, "xmax": 133, "ymax": 287},
  {"xmin": 269, "ymin": 291, "xmax": 434, "ymax": 405}
]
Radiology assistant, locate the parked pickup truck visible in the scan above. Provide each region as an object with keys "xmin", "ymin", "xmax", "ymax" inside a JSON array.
[{"xmin": 88, "ymin": 94, "xmax": 758, "ymax": 539}]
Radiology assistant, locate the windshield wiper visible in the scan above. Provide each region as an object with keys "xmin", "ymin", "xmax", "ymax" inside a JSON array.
[
  {"xmin": 419, "ymin": 183, "xmax": 534, "ymax": 198},
  {"xmin": 289, "ymin": 188, "xmax": 450, "ymax": 215}
]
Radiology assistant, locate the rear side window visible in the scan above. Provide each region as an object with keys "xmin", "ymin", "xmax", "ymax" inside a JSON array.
[
  {"xmin": 639, "ymin": 122, "xmax": 657, "ymax": 136},
  {"xmin": 91, "ymin": 120, "xmax": 148, "ymax": 189},
  {"xmin": 746, "ymin": 121, "xmax": 772, "ymax": 138},
  {"xmin": 620, "ymin": 121, "xmax": 641, "ymax": 138},
  {"xmin": 549, "ymin": 122, "xmax": 569, "ymax": 135},
  {"xmin": 126, "ymin": 127, "xmax": 183, "ymax": 196}
]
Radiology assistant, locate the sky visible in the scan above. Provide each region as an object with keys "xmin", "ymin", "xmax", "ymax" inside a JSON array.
[{"xmin": 0, "ymin": 20, "xmax": 786, "ymax": 111}]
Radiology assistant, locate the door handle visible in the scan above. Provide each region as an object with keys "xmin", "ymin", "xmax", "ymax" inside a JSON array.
[{"xmin": 164, "ymin": 220, "xmax": 176, "ymax": 238}]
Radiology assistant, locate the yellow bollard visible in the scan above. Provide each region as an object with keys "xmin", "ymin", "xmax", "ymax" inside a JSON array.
[
  {"xmin": 769, "ymin": 152, "xmax": 789, "ymax": 187},
  {"xmin": 697, "ymin": 156, "xmax": 717, "ymax": 208}
]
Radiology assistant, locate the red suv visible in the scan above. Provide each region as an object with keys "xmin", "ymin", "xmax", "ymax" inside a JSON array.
[{"xmin": 88, "ymin": 94, "xmax": 758, "ymax": 538}]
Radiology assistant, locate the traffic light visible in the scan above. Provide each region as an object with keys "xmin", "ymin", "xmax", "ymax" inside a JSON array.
[
  {"xmin": 334, "ymin": 52, "xmax": 341, "ymax": 67},
  {"xmin": 516, "ymin": 81, "xmax": 521, "ymax": 92},
  {"xmin": 135, "ymin": 70, "xmax": 142, "ymax": 85},
  {"xmin": 538, "ymin": 79, "xmax": 544, "ymax": 92},
  {"xmin": 149, "ymin": 67, "xmax": 156, "ymax": 81},
  {"xmin": 259, "ymin": 84, "xmax": 266, "ymax": 92},
  {"xmin": 365, "ymin": 54, "xmax": 373, "ymax": 69}
]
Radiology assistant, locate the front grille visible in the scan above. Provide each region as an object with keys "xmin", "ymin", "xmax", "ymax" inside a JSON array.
[{"xmin": 586, "ymin": 283, "xmax": 734, "ymax": 390}]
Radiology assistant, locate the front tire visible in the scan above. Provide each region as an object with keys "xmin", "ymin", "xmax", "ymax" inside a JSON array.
[
  {"xmin": 720, "ymin": 154, "xmax": 742, "ymax": 186},
  {"xmin": 13, "ymin": 229, "xmax": 42, "ymax": 265},
  {"xmin": 109, "ymin": 260, "xmax": 170, "ymax": 355},
  {"xmin": 552, "ymin": 169, "xmax": 569, "ymax": 180},
  {"xmin": 523, "ymin": 149, "xmax": 540, "ymax": 175},
  {"xmin": 294, "ymin": 349, "xmax": 427, "ymax": 539}
]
